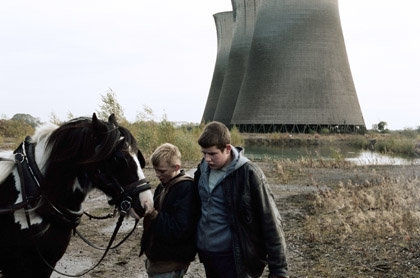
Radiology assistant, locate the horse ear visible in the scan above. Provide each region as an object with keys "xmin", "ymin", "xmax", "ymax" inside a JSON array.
[
  {"xmin": 108, "ymin": 114, "xmax": 118, "ymax": 125},
  {"xmin": 92, "ymin": 113, "xmax": 106, "ymax": 132}
]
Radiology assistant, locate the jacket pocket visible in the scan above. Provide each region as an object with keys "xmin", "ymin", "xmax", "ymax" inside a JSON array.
[{"xmin": 237, "ymin": 222, "xmax": 266, "ymax": 276}]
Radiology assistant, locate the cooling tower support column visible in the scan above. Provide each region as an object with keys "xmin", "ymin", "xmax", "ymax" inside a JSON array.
[
  {"xmin": 231, "ymin": 0, "xmax": 365, "ymax": 132},
  {"xmin": 202, "ymin": 12, "xmax": 235, "ymax": 123},
  {"xmin": 212, "ymin": 0, "xmax": 261, "ymax": 127}
]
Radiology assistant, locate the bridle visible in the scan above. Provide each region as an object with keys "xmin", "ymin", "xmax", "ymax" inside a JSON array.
[{"xmin": 0, "ymin": 136, "xmax": 151, "ymax": 277}]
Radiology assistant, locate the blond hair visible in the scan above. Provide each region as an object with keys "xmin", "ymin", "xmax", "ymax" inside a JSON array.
[{"xmin": 150, "ymin": 143, "xmax": 181, "ymax": 167}]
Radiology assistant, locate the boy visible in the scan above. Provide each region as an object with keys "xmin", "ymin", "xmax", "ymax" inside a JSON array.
[
  {"xmin": 194, "ymin": 121, "xmax": 288, "ymax": 278},
  {"xmin": 140, "ymin": 143, "xmax": 198, "ymax": 278}
]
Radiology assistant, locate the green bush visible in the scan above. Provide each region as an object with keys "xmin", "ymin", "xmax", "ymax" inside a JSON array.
[
  {"xmin": 126, "ymin": 120, "xmax": 202, "ymax": 162},
  {"xmin": 375, "ymin": 136, "xmax": 415, "ymax": 156},
  {"xmin": 173, "ymin": 129, "xmax": 202, "ymax": 162},
  {"xmin": 319, "ymin": 128, "xmax": 330, "ymax": 134},
  {"xmin": 348, "ymin": 135, "xmax": 370, "ymax": 149},
  {"xmin": 0, "ymin": 119, "xmax": 34, "ymax": 140},
  {"xmin": 230, "ymin": 126, "xmax": 244, "ymax": 147},
  {"xmin": 399, "ymin": 128, "xmax": 417, "ymax": 139}
]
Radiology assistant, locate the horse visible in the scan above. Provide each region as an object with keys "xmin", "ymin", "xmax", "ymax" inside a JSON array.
[{"xmin": 0, "ymin": 113, "xmax": 153, "ymax": 277}]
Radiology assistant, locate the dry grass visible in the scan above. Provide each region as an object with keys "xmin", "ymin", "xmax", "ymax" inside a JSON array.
[
  {"xmin": 299, "ymin": 176, "xmax": 420, "ymax": 276},
  {"xmin": 305, "ymin": 177, "xmax": 420, "ymax": 243}
]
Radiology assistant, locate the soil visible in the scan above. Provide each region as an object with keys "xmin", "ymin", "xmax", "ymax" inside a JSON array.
[{"xmin": 45, "ymin": 161, "xmax": 420, "ymax": 278}]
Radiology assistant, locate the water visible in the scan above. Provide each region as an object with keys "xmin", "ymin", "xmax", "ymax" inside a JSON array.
[{"xmin": 243, "ymin": 144, "xmax": 420, "ymax": 166}]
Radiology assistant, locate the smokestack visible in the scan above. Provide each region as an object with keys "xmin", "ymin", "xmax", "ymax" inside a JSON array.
[
  {"xmin": 212, "ymin": 0, "xmax": 261, "ymax": 126},
  {"xmin": 231, "ymin": 0, "xmax": 365, "ymax": 132},
  {"xmin": 202, "ymin": 12, "xmax": 235, "ymax": 123}
]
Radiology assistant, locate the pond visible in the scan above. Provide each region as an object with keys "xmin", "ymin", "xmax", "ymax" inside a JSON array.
[{"xmin": 243, "ymin": 144, "xmax": 420, "ymax": 166}]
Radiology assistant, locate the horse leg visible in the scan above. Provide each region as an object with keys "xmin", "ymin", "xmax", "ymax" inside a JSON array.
[
  {"xmin": 0, "ymin": 245, "xmax": 55, "ymax": 278},
  {"xmin": 0, "ymin": 227, "xmax": 71, "ymax": 278}
]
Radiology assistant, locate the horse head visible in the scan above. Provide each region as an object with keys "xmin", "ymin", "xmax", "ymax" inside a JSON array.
[
  {"xmin": 87, "ymin": 113, "xmax": 151, "ymax": 217},
  {"xmin": 43, "ymin": 113, "xmax": 153, "ymax": 220}
]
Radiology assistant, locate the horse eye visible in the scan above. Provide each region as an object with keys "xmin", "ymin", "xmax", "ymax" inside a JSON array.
[{"xmin": 112, "ymin": 152, "xmax": 128, "ymax": 168}]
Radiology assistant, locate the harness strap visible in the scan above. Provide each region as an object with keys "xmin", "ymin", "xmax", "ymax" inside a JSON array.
[
  {"xmin": 73, "ymin": 218, "xmax": 139, "ymax": 250},
  {"xmin": 16, "ymin": 148, "xmax": 32, "ymax": 228},
  {"xmin": 36, "ymin": 212, "xmax": 129, "ymax": 277},
  {"xmin": 0, "ymin": 202, "xmax": 28, "ymax": 214},
  {"xmin": 0, "ymin": 157, "xmax": 15, "ymax": 162}
]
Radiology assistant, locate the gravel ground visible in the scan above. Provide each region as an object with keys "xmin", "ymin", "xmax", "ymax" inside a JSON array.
[{"xmin": 3, "ymin": 162, "xmax": 418, "ymax": 278}]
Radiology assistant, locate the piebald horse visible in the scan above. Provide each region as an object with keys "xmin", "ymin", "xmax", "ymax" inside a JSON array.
[{"xmin": 0, "ymin": 114, "xmax": 153, "ymax": 277}]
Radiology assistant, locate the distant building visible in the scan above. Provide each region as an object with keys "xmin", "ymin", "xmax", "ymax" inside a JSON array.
[
  {"xmin": 203, "ymin": 0, "xmax": 365, "ymax": 133},
  {"xmin": 202, "ymin": 11, "xmax": 235, "ymax": 123},
  {"xmin": 212, "ymin": 0, "xmax": 261, "ymax": 126}
]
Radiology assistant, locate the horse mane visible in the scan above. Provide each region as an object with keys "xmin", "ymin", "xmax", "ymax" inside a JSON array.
[
  {"xmin": 1, "ymin": 116, "xmax": 139, "ymax": 183},
  {"xmin": 46, "ymin": 117, "xmax": 138, "ymax": 166}
]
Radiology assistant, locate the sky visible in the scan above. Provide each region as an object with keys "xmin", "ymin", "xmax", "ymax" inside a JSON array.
[{"xmin": 0, "ymin": 0, "xmax": 419, "ymax": 130}]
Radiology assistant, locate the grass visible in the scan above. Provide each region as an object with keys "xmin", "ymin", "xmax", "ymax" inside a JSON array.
[
  {"xmin": 260, "ymin": 153, "xmax": 420, "ymax": 277},
  {"xmin": 243, "ymin": 130, "xmax": 420, "ymax": 157},
  {"xmin": 301, "ymin": 176, "xmax": 420, "ymax": 276},
  {"xmin": 305, "ymin": 177, "xmax": 420, "ymax": 242}
]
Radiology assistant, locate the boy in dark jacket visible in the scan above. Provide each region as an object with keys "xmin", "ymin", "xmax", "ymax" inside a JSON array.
[
  {"xmin": 195, "ymin": 122, "xmax": 288, "ymax": 278},
  {"xmin": 140, "ymin": 143, "xmax": 198, "ymax": 278}
]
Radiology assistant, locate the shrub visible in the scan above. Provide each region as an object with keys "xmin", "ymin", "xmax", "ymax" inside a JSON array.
[
  {"xmin": 0, "ymin": 119, "xmax": 34, "ymax": 140},
  {"xmin": 348, "ymin": 135, "xmax": 370, "ymax": 149},
  {"xmin": 230, "ymin": 126, "xmax": 244, "ymax": 147},
  {"xmin": 375, "ymin": 136, "xmax": 415, "ymax": 156},
  {"xmin": 305, "ymin": 177, "xmax": 420, "ymax": 243},
  {"xmin": 127, "ymin": 120, "xmax": 202, "ymax": 163},
  {"xmin": 319, "ymin": 128, "xmax": 330, "ymax": 134},
  {"xmin": 399, "ymin": 128, "xmax": 417, "ymax": 139}
]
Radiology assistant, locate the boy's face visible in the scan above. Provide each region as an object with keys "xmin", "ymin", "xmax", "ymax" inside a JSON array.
[
  {"xmin": 153, "ymin": 161, "xmax": 179, "ymax": 184},
  {"xmin": 201, "ymin": 145, "xmax": 232, "ymax": 170}
]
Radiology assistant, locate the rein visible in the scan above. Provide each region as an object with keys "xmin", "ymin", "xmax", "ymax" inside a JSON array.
[{"xmin": 38, "ymin": 207, "xmax": 131, "ymax": 277}]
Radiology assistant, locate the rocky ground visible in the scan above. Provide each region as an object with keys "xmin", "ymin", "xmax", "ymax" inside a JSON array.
[{"xmin": 46, "ymin": 160, "xmax": 420, "ymax": 278}]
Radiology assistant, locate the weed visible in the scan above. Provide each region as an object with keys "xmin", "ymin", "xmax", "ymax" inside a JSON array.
[{"xmin": 304, "ymin": 177, "xmax": 420, "ymax": 243}]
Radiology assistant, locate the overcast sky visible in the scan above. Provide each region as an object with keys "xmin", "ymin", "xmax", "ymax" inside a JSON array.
[{"xmin": 0, "ymin": 0, "xmax": 419, "ymax": 130}]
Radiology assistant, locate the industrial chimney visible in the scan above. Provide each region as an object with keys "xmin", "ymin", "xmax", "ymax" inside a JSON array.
[
  {"xmin": 231, "ymin": 0, "xmax": 365, "ymax": 132},
  {"xmin": 212, "ymin": 0, "xmax": 261, "ymax": 126},
  {"xmin": 202, "ymin": 12, "xmax": 235, "ymax": 123}
]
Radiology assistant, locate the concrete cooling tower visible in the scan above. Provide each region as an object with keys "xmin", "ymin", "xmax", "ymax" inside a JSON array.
[
  {"xmin": 212, "ymin": 0, "xmax": 261, "ymax": 126},
  {"xmin": 231, "ymin": 0, "xmax": 365, "ymax": 132},
  {"xmin": 202, "ymin": 12, "xmax": 235, "ymax": 123}
]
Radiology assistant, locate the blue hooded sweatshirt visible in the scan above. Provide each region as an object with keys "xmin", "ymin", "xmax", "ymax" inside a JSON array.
[{"xmin": 196, "ymin": 146, "xmax": 249, "ymax": 252}]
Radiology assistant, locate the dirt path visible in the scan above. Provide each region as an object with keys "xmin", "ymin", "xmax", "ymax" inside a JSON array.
[{"xmin": 48, "ymin": 162, "xmax": 419, "ymax": 277}]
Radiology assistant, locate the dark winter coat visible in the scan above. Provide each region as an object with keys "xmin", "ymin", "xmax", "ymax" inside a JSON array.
[
  {"xmin": 140, "ymin": 171, "xmax": 198, "ymax": 263},
  {"xmin": 194, "ymin": 150, "xmax": 288, "ymax": 278}
]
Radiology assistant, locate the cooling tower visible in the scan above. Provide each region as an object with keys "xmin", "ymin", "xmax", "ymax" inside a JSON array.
[
  {"xmin": 231, "ymin": 0, "xmax": 365, "ymax": 132},
  {"xmin": 212, "ymin": 0, "xmax": 260, "ymax": 126},
  {"xmin": 202, "ymin": 12, "xmax": 235, "ymax": 123}
]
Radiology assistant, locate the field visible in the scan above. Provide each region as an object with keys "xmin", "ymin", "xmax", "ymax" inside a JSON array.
[
  {"xmin": 1, "ymin": 119, "xmax": 419, "ymax": 277},
  {"xmin": 43, "ymin": 158, "xmax": 419, "ymax": 278}
]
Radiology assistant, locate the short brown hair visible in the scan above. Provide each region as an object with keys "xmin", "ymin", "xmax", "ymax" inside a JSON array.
[
  {"xmin": 150, "ymin": 143, "xmax": 181, "ymax": 167},
  {"xmin": 198, "ymin": 121, "xmax": 231, "ymax": 150}
]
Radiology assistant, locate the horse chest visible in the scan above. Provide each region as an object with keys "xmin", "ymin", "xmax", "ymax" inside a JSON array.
[{"xmin": 0, "ymin": 171, "xmax": 44, "ymax": 232}]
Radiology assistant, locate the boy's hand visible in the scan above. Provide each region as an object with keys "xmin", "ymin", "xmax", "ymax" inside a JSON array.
[
  {"xmin": 139, "ymin": 190, "xmax": 154, "ymax": 214},
  {"xmin": 145, "ymin": 208, "xmax": 159, "ymax": 220}
]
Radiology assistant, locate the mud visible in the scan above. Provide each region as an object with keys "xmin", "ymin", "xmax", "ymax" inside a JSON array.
[{"xmin": 43, "ymin": 163, "xmax": 420, "ymax": 277}]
